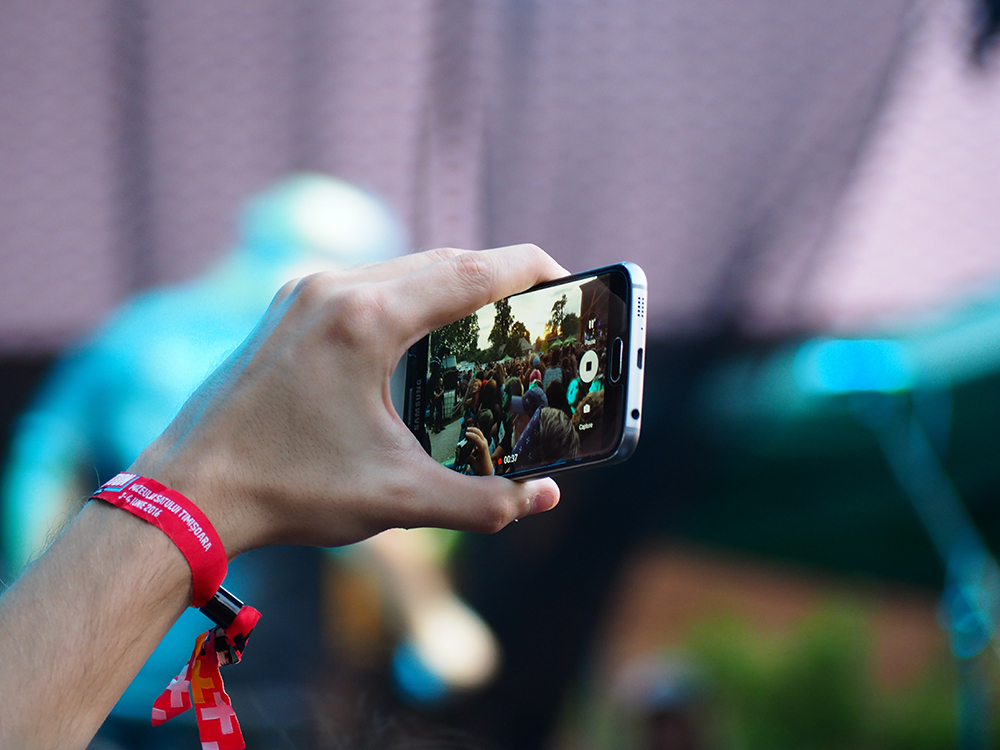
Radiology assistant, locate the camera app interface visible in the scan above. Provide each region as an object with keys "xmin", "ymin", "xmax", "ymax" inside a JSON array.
[{"xmin": 423, "ymin": 273, "xmax": 614, "ymax": 476}]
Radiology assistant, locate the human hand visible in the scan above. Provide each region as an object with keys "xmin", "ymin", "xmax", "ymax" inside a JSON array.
[
  {"xmin": 130, "ymin": 245, "xmax": 566, "ymax": 557},
  {"xmin": 464, "ymin": 427, "xmax": 495, "ymax": 477}
]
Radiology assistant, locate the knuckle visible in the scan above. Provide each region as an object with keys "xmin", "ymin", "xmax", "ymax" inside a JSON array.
[
  {"xmin": 272, "ymin": 278, "xmax": 301, "ymax": 305},
  {"xmin": 327, "ymin": 284, "xmax": 392, "ymax": 343},
  {"xmin": 451, "ymin": 251, "xmax": 495, "ymax": 299},
  {"xmin": 292, "ymin": 271, "xmax": 340, "ymax": 308},
  {"xmin": 426, "ymin": 246, "xmax": 465, "ymax": 264}
]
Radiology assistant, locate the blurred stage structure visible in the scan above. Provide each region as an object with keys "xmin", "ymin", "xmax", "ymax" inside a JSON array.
[{"xmin": 696, "ymin": 288, "xmax": 1000, "ymax": 750}]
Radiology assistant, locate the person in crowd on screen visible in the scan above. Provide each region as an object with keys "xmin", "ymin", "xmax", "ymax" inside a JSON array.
[
  {"xmin": 463, "ymin": 377, "xmax": 482, "ymax": 417},
  {"xmin": 492, "ymin": 377, "xmax": 521, "ymax": 472},
  {"xmin": 510, "ymin": 380, "xmax": 548, "ymax": 445},
  {"xmin": 463, "ymin": 425, "xmax": 494, "ymax": 477},
  {"xmin": 479, "ymin": 379, "xmax": 501, "ymax": 433},
  {"xmin": 544, "ymin": 380, "xmax": 573, "ymax": 419},
  {"xmin": 511, "ymin": 406, "xmax": 580, "ymax": 469},
  {"xmin": 542, "ymin": 346, "xmax": 564, "ymax": 390},
  {"xmin": 457, "ymin": 406, "xmax": 498, "ymax": 477},
  {"xmin": 528, "ymin": 355, "xmax": 543, "ymax": 387}
]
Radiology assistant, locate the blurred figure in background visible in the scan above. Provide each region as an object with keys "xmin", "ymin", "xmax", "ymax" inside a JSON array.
[
  {"xmin": 0, "ymin": 173, "xmax": 499, "ymax": 745},
  {"xmin": 3, "ymin": 173, "xmax": 405, "ymax": 571}
]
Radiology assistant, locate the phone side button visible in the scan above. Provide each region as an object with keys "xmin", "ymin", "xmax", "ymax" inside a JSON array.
[{"xmin": 610, "ymin": 337, "xmax": 624, "ymax": 383}]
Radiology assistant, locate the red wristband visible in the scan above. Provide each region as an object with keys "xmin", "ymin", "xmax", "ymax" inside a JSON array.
[{"xmin": 92, "ymin": 472, "xmax": 227, "ymax": 608}]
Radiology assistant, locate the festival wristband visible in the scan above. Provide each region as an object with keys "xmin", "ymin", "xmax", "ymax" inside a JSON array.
[
  {"xmin": 92, "ymin": 472, "xmax": 261, "ymax": 750},
  {"xmin": 91, "ymin": 472, "xmax": 227, "ymax": 608}
]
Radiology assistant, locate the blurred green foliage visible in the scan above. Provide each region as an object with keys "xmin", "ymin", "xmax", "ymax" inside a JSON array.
[
  {"xmin": 558, "ymin": 603, "xmax": 979, "ymax": 750},
  {"xmin": 687, "ymin": 605, "xmax": 958, "ymax": 750}
]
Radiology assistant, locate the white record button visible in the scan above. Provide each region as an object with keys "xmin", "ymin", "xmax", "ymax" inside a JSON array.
[{"xmin": 579, "ymin": 349, "xmax": 599, "ymax": 384}]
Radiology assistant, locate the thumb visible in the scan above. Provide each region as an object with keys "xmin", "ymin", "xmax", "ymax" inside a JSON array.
[{"xmin": 409, "ymin": 463, "xmax": 560, "ymax": 534}]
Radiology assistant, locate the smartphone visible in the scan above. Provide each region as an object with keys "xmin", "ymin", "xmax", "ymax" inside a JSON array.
[{"xmin": 403, "ymin": 262, "xmax": 646, "ymax": 480}]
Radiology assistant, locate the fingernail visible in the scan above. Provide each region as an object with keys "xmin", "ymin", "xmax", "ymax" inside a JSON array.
[{"xmin": 529, "ymin": 491, "xmax": 558, "ymax": 515}]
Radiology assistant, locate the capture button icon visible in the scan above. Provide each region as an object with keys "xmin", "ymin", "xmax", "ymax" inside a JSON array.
[{"xmin": 579, "ymin": 350, "xmax": 599, "ymax": 384}]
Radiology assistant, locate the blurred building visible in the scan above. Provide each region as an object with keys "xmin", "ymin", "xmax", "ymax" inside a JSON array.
[{"xmin": 4, "ymin": 0, "xmax": 1000, "ymax": 354}]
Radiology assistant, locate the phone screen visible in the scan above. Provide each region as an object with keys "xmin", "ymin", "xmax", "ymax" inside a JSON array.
[{"xmin": 407, "ymin": 267, "xmax": 634, "ymax": 479}]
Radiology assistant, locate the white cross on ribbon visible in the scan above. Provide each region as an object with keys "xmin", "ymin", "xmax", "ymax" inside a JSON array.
[
  {"xmin": 199, "ymin": 691, "xmax": 237, "ymax": 735},
  {"xmin": 167, "ymin": 665, "xmax": 191, "ymax": 708}
]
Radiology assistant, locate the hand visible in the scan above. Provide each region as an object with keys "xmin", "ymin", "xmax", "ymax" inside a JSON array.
[
  {"xmin": 131, "ymin": 245, "xmax": 566, "ymax": 557},
  {"xmin": 464, "ymin": 427, "xmax": 495, "ymax": 477}
]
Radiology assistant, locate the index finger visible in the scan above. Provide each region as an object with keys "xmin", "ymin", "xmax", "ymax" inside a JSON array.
[
  {"xmin": 386, "ymin": 244, "xmax": 567, "ymax": 340},
  {"xmin": 344, "ymin": 246, "xmax": 469, "ymax": 284}
]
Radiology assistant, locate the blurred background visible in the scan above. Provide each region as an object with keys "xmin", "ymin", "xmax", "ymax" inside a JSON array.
[{"xmin": 6, "ymin": 0, "xmax": 1000, "ymax": 748}]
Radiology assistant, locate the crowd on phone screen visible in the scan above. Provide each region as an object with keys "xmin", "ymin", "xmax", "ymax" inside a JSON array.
[{"xmin": 427, "ymin": 336, "xmax": 609, "ymax": 476}]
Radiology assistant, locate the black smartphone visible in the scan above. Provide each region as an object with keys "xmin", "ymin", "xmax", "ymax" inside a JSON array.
[{"xmin": 403, "ymin": 262, "xmax": 646, "ymax": 480}]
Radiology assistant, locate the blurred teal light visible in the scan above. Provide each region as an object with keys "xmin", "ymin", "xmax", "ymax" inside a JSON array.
[
  {"xmin": 392, "ymin": 642, "xmax": 449, "ymax": 705},
  {"xmin": 793, "ymin": 338, "xmax": 913, "ymax": 394}
]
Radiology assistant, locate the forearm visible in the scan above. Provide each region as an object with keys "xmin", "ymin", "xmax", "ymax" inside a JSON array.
[{"xmin": 0, "ymin": 501, "xmax": 190, "ymax": 749}]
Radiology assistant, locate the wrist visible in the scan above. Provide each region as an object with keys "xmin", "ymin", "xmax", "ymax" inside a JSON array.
[
  {"xmin": 127, "ymin": 440, "xmax": 254, "ymax": 560},
  {"xmin": 85, "ymin": 500, "xmax": 193, "ymax": 603}
]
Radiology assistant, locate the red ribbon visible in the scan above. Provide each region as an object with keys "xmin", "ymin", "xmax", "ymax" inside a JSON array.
[{"xmin": 152, "ymin": 607, "xmax": 261, "ymax": 750}]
